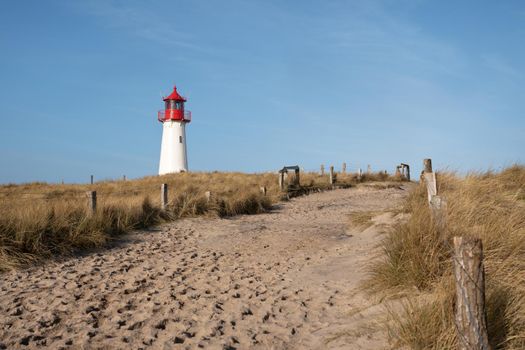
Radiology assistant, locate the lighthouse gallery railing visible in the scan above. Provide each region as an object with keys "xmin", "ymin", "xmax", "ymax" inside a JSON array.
[{"xmin": 157, "ymin": 110, "xmax": 191, "ymax": 122}]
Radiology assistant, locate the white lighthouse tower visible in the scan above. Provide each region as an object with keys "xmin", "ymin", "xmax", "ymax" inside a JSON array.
[{"xmin": 158, "ymin": 85, "xmax": 191, "ymax": 175}]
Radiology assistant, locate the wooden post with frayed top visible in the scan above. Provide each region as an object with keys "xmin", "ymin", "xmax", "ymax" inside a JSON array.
[{"xmin": 453, "ymin": 236, "xmax": 491, "ymax": 350}]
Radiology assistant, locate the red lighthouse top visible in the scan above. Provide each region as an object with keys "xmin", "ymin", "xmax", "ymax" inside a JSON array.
[
  {"xmin": 158, "ymin": 85, "xmax": 191, "ymax": 123},
  {"xmin": 163, "ymin": 85, "xmax": 187, "ymax": 102}
]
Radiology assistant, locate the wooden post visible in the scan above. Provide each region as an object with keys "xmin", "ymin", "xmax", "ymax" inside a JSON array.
[
  {"xmin": 123, "ymin": 175, "xmax": 126, "ymax": 181},
  {"xmin": 260, "ymin": 186, "xmax": 267, "ymax": 196},
  {"xmin": 279, "ymin": 171, "xmax": 285, "ymax": 191},
  {"xmin": 430, "ymin": 195, "xmax": 447, "ymax": 233},
  {"xmin": 453, "ymin": 236, "xmax": 491, "ymax": 350},
  {"xmin": 357, "ymin": 168, "xmax": 362, "ymax": 181},
  {"xmin": 87, "ymin": 191, "xmax": 96, "ymax": 213},
  {"xmin": 329, "ymin": 166, "xmax": 335, "ymax": 185},
  {"xmin": 205, "ymin": 191, "xmax": 212, "ymax": 202},
  {"xmin": 90, "ymin": 175, "xmax": 94, "ymax": 185},
  {"xmin": 342, "ymin": 162, "xmax": 347, "ymax": 174},
  {"xmin": 367, "ymin": 165, "xmax": 371, "ymax": 174},
  {"xmin": 161, "ymin": 184, "xmax": 168, "ymax": 210},
  {"xmin": 404, "ymin": 164, "xmax": 411, "ymax": 181},
  {"xmin": 320, "ymin": 164, "xmax": 325, "ymax": 176},
  {"xmin": 423, "ymin": 158, "xmax": 433, "ymax": 173}
]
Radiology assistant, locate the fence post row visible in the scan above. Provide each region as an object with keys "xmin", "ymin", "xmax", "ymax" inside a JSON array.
[
  {"xmin": 453, "ymin": 236, "xmax": 491, "ymax": 350},
  {"xmin": 87, "ymin": 191, "xmax": 96, "ymax": 213},
  {"xmin": 161, "ymin": 183, "xmax": 168, "ymax": 210}
]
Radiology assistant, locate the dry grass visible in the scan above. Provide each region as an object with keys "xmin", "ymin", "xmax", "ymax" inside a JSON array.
[
  {"xmin": 0, "ymin": 170, "xmax": 399, "ymax": 271},
  {"xmin": 368, "ymin": 165, "xmax": 525, "ymax": 349}
]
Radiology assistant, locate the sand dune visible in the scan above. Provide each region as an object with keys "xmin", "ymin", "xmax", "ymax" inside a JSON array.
[{"xmin": 0, "ymin": 184, "xmax": 410, "ymax": 349}]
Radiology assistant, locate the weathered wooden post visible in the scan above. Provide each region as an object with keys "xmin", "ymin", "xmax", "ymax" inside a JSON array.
[
  {"xmin": 430, "ymin": 195, "xmax": 447, "ymax": 233},
  {"xmin": 87, "ymin": 191, "xmax": 97, "ymax": 214},
  {"xmin": 161, "ymin": 183, "xmax": 168, "ymax": 210},
  {"xmin": 90, "ymin": 175, "xmax": 94, "ymax": 185},
  {"xmin": 294, "ymin": 168, "xmax": 300, "ymax": 186},
  {"xmin": 205, "ymin": 191, "xmax": 212, "ymax": 202},
  {"xmin": 423, "ymin": 158, "xmax": 433, "ymax": 173},
  {"xmin": 453, "ymin": 236, "xmax": 491, "ymax": 350},
  {"xmin": 367, "ymin": 164, "xmax": 371, "ymax": 174},
  {"xmin": 279, "ymin": 171, "xmax": 286, "ymax": 191},
  {"xmin": 357, "ymin": 168, "xmax": 362, "ymax": 181},
  {"xmin": 422, "ymin": 159, "xmax": 437, "ymax": 203},
  {"xmin": 260, "ymin": 186, "xmax": 267, "ymax": 196},
  {"xmin": 123, "ymin": 175, "xmax": 126, "ymax": 181},
  {"xmin": 320, "ymin": 164, "xmax": 325, "ymax": 176},
  {"xmin": 329, "ymin": 166, "xmax": 335, "ymax": 186},
  {"xmin": 342, "ymin": 162, "xmax": 347, "ymax": 174}
]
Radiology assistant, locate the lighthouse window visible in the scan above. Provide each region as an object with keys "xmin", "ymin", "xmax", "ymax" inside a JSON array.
[{"xmin": 179, "ymin": 136, "xmax": 183, "ymax": 143}]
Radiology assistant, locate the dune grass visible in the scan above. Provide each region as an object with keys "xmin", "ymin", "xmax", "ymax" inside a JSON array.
[
  {"xmin": 368, "ymin": 165, "xmax": 525, "ymax": 349},
  {"xmin": 0, "ymin": 170, "xmax": 401, "ymax": 271}
]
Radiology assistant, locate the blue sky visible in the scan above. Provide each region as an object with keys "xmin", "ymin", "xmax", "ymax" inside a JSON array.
[{"xmin": 1, "ymin": 0, "xmax": 524, "ymax": 183}]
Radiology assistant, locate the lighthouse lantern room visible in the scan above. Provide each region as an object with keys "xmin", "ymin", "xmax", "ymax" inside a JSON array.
[{"xmin": 158, "ymin": 85, "xmax": 191, "ymax": 175}]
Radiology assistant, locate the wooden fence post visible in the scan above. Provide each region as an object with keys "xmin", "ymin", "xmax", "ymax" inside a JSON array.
[
  {"xmin": 423, "ymin": 158, "xmax": 433, "ymax": 173},
  {"xmin": 329, "ymin": 166, "xmax": 335, "ymax": 185},
  {"xmin": 430, "ymin": 195, "xmax": 447, "ymax": 233},
  {"xmin": 205, "ymin": 191, "xmax": 212, "ymax": 202},
  {"xmin": 279, "ymin": 172, "xmax": 285, "ymax": 191},
  {"xmin": 367, "ymin": 164, "xmax": 371, "ymax": 174},
  {"xmin": 123, "ymin": 175, "xmax": 126, "ymax": 181},
  {"xmin": 294, "ymin": 168, "xmax": 300, "ymax": 186},
  {"xmin": 422, "ymin": 158, "xmax": 437, "ymax": 203},
  {"xmin": 260, "ymin": 186, "xmax": 267, "ymax": 196},
  {"xmin": 357, "ymin": 168, "xmax": 362, "ymax": 181},
  {"xmin": 161, "ymin": 184, "xmax": 168, "ymax": 210},
  {"xmin": 342, "ymin": 162, "xmax": 347, "ymax": 174},
  {"xmin": 320, "ymin": 164, "xmax": 325, "ymax": 176},
  {"xmin": 90, "ymin": 175, "xmax": 94, "ymax": 185},
  {"xmin": 453, "ymin": 236, "xmax": 491, "ymax": 350},
  {"xmin": 87, "ymin": 191, "xmax": 96, "ymax": 214}
]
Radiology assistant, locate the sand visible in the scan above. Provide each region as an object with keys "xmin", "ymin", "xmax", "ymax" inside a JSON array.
[{"xmin": 0, "ymin": 184, "xmax": 411, "ymax": 349}]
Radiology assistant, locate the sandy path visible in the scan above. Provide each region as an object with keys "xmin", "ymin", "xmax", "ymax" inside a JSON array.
[{"xmin": 0, "ymin": 184, "xmax": 410, "ymax": 349}]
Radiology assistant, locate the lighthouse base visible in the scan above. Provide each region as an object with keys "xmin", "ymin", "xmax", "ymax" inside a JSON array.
[{"xmin": 159, "ymin": 121, "xmax": 188, "ymax": 175}]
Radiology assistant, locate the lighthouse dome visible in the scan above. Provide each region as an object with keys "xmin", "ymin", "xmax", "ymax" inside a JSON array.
[{"xmin": 163, "ymin": 85, "xmax": 187, "ymax": 102}]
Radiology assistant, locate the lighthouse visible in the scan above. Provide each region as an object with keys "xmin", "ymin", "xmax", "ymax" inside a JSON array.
[{"xmin": 158, "ymin": 85, "xmax": 191, "ymax": 175}]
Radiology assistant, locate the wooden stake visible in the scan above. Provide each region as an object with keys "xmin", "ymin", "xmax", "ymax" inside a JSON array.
[
  {"xmin": 260, "ymin": 186, "xmax": 267, "ymax": 196},
  {"xmin": 342, "ymin": 162, "xmax": 347, "ymax": 174},
  {"xmin": 329, "ymin": 166, "xmax": 335, "ymax": 185},
  {"xmin": 279, "ymin": 171, "xmax": 285, "ymax": 191},
  {"xmin": 430, "ymin": 195, "xmax": 447, "ymax": 233},
  {"xmin": 87, "ymin": 191, "xmax": 96, "ymax": 213},
  {"xmin": 453, "ymin": 236, "xmax": 491, "ymax": 350},
  {"xmin": 205, "ymin": 191, "xmax": 212, "ymax": 202},
  {"xmin": 423, "ymin": 158, "xmax": 433, "ymax": 173},
  {"xmin": 367, "ymin": 164, "xmax": 371, "ymax": 174},
  {"xmin": 161, "ymin": 184, "xmax": 168, "ymax": 210},
  {"xmin": 90, "ymin": 175, "xmax": 94, "ymax": 185},
  {"xmin": 320, "ymin": 164, "xmax": 325, "ymax": 176}
]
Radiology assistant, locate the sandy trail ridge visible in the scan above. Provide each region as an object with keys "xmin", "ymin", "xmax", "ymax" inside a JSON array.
[{"xmin": 0, "ymin": 184, "xmax": 411, "ymax": 349}]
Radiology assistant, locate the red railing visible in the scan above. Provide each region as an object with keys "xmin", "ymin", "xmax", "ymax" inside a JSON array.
[{"xmin": 158, "ymin": 110, "xmax": 191, "ymax": 123}]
